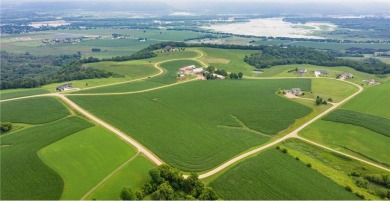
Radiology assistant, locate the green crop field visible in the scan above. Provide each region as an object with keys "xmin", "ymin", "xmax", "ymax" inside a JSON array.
[
  {"xmin": 0, "ymin": 116, "xmax": 93, "ymax": 200},
  {"xmin": 0, "ymin": 97, "xmax": 70, "ymax": 124},
  {"xmin": 341, "ymin": 82, "xmax": 390, "ymax": 118},
  {"xmin": 84, "ymin": 60, "xmax": 158, "ymax": 78},
  {"xmin": 198, "ymin": 47, "xmax": 258, "ymax": 76},
  {"xmin": 209, "ymin": 149, "xmax": 359, "ymax": 200},
  {"xmin": 69, "ymin": 79, "xmax": 312, "ymax": 171},
  {"xmin": 39, "ymin": 126, "xmax": 137, "ymax": 200},
  {"xmin": 87, "ymin": 155, "xmax": 155, "ymax": 200},
  {"xmin": 71, "ymin": 59, "xmax": 203, "ymax": 94},
  {"xmin": 323, "ymin": 109, "xmax": 390, "ymax": 137},
  {"xmin": 300, "ymin": 120, "xmax": 390, "ymax": 166},
  {"xmin": 282, "ymin": 139, "xmax": 389, "ymax": 200},
  {"xmin": 0, "ymin": 88, "xmax": 49, "ymax": 100},
  {"xmin": 303, "ymin": 78, "xmax": 358, "ymax": 102}
]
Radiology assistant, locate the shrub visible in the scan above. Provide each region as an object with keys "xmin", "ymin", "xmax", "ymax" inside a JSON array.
[
  {"xmin": 282, "ymin": 148, "xmax": 288, "ymax": 153},
  {"xmin": 307, "ymin": 163, "xmax": 312, "ymax": 168},
  {"xmin": 345, "ymin": 186, "xmax": 352, "ymax": 192}
]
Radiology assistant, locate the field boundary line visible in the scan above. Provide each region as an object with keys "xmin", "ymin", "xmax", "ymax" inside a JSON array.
[{"xmin": 80, "ymin": 152, "xmax": 140, "ymax": 200}]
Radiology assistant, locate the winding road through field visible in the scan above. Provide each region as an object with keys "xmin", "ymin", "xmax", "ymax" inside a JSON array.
[{"xmin": 2, "ymin": 49, "xmax": 389, "ymax": 186}]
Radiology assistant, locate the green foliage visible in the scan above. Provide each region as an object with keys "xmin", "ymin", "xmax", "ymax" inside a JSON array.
[
  {"xmin": 139, "ymin": 164, "xmax": 219, "ymax": 200},
  {"xmin": 210, "ymin": 149, "xmax": 359, "ymax": 200},
  {"xmin": 84, "ymin": 61, "xmax": 157, "ymax": 78},
  {"xmin": 120, "ymin": 188, "xmax": 134, "ymax": 200},
  {"xmin": 0, "ymin": 122, "xmax": 12, "ymax": 134},
  {"xmin": 0, "ymin": 97, "xmax": 70, "ymax": 124},
  {"xmin": 323, "ymin": 109, "xmax": 390, "ymax": 137},
  {"xmin": 0, "ymin": 116, "xmax": 93, "ymax": 200},
  {"xmin": 70, "ymin": 79, "xmax": 311, "ymax": 171}
]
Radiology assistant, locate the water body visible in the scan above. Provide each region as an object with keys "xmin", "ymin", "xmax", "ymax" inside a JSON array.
[{"xmin": 203, "ymin": 18, "xmax": 337, "ymax": 39}]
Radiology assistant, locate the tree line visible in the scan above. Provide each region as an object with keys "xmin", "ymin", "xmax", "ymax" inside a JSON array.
[
  {"xmin": 0, "ymin": 52, "xmax": 115, "ymax": 89},
  {"xmin": 119, "ymin": 164, "xmax": 219, "ymax": 200}
]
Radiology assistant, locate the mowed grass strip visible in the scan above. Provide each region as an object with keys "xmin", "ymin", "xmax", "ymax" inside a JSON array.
[
  {"xmin": 0, "ymin": 116, "xmax": 93, "ymax": 200},
  {"xmin": 209, "ymin": 149, "xmax": 359, "ymax": 200},
  {"xmin": 0, "ymin": 88, "xmax": 49, "ymax": 100},
  {"xmin": 0, "ymin": 97, "xmax": 70, "ymax": 124},
  {"xmin": 87, "ymin": 155, "xmax": 155, "ymax": 200},
  {"xmin": 341, "ymin": 82, "xmax": 390, "ymax": 119},
  {"xmin": 300, "ymin": 120, "xmax": 390, "ymax": 166},
  {"xmin": 84, "ymin": 60, "xmax": 158, "ymax": 78},
  {"xmin": 39, "ymin": 126, "xmax": 137, "ymax": 200},
  {"xmin": 69, "ymin": 79, "xmax": 312, "ymax": 171},
  {"xmin": 323, "ymin": 109, "xmax": 390, "ymax": 137}
]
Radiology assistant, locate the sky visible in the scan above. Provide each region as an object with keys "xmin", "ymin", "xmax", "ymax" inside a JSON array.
[{"xmin": 2, "ymin": 0, "xmax": 389, "ymax": 3}]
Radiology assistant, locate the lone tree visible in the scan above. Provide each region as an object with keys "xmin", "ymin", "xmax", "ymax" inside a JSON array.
[
  {"xmin": 0, "ymin": 122, "xmax": 12, "ymax": 134},
  {"xmin": 238, "ymin": 72, "xmax": 243, "ymax": 79},
  {"xmin": 120, "ymin": 187, "xmax": 134, "ymax": 200},
  {"xmin": 316, "ymin": 96, "xmax": 323, "ymax": 105}
]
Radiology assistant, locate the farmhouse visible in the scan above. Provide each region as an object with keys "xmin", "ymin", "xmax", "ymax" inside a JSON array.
[
  {"xmin": 56, "ymin": 83, "xmax": 73, "ymax": 91},
  {"xmin": 339, "ymin": 73, "xmax": 354, "ymax": 79},
  {"xmin": 314, "ymin": 69, "xmax": 328, "ymax": 74},
  {"xmin": 291, "ymin": 88, "xmax": 302, "ymax": 95},
  {"xmin": 368, "ymin": 79, "xmax": 378, "ymax": 85},
  {"xmin": 298, "ymin": 68, "xmax": 307, "ymax": 73},
  {"xmin": 192, "ymin": 68, "xmax": 205, "ymax": 74},
  {"xmin": 179, "ymin": 65, "xmax": 196, "ymax": 71},
  {"xmin": 212, "ymin": 73, "xmax": 225, "ymax": 79},
  {"xmin": 164, "ymin": 46, "xmax": 173, "ymax": 52}
]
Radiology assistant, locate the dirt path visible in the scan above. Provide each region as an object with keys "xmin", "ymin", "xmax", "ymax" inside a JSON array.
[
  {"xmin": 3, "ymin": 49, "xmax": 389, "ymax": 181},
  {"xmin": 80, "ymin": 152, "xmax": 140, "ymax": 200}
]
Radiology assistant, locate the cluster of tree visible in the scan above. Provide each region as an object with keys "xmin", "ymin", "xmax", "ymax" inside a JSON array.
[
  {"xmin": 120, "ymin": 164, "xmax": 219, "ymax": 200},
  {"xmin": 204, "ymin": 66, "xmax": 243, "ymax": 80},
  {"xmin": 1, "ymin": 55, "xmax": 114, "ymax": 89},
  {"xmin": 183, "ymin": 34, "xmax": 228, "ymax": 41},
  {"xmin": 315, "ymin": 96, "xmax": 327, "ymax": 105},
  {"xmin": 243, "ymin": 46, "xmax": 390, "ymax": 74},
  {"xmin": 91, "ymin": 48, "xmax": 101, "ymax": 52},
  {"xmin": 0, "ymin": 122, "xmax": 13, "ymax": 134}
]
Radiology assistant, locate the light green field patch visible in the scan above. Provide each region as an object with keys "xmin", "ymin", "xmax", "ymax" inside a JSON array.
[
  {"xmin": 39, "ymin": 126, "xmax": 137, "ymax": 200},
  {"xmin": 341, "ymin": 82, "xmax": 390, "ymax": 118},
  {"xmin": 87, "ymin": 155, "xmax": 155, "ymax": 200},
  {"xmin": 84, "ymin": 60, "xmax": 158, "ymax": 78},
  {"xmin": 300, "ymin": 120, "xmax": 390, "ymax": 167},
  {"xmin": 0, "ymin": 88, "xmax": 49, "ymax": 100},
  {"xmin": 303, "ymin": 78, "xmax": 358, "ymax": 102}
]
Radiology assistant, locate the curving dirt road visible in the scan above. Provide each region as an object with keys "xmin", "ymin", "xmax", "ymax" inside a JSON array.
[{"xmin": 2, "ymin": 49, "xmax": 389, "ymax": 181}]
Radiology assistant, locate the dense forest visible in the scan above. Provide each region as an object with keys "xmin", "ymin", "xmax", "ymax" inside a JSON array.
[{"xmin": 0, "ymin": 52, "xmax": 114, "ymax": 89}]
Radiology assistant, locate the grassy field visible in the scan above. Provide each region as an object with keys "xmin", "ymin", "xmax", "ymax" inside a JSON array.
[
  {"xmin": 87, "ymin": 155, "xmax": 155, "ymax": 200},
  {"xmin": 303, "ymin": 78, "xmax": 358, "ymax": 102},
  {"xmin": 0, "ymin": 88, "xmax": 49, "ymax": 100},
  {"xmin": 0, "ymin": 97, "xmax": 70, "ymax": 124},
  {"xmin": 0, "ymin": 29, "xmax": 204, "ymax": 58},
  {"xmin": 323, "ymin": 109, "xmax": 390, "ymax": 137},
  {"xmin": 84, "ymin": 60, "xmax": 158, "ymax": 78},
  {"xmin": 300, "ymin": 120, "xmax": 390, "ymax": 167},
  {"xmin": 282, "ymin": 139, "xmax": 390, "ymax": 200},
  {"xmin": 71, "ymin": 59, "xmax": 203, "ymax": 94},
  {"xmin": 341, "ymin": 82, "xmax": 390, "ymax": 118},
  {"xmin": 209, "ymin": 149, "xmax": 359, "ymax": 200},
  {"xmin": 198, "ymin": 47, "xmax": 258, "ymax": 76},
  {"xmin": 0, "ymin": 116, "xmax": 93, "ymax": 200},
  {"xmin": 39, "ymin": 126, "xmax": 137, "ymax": 200},
  {"xmin": 69, "ymin": 79, "xmax": 312, "ymax": 171}
]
